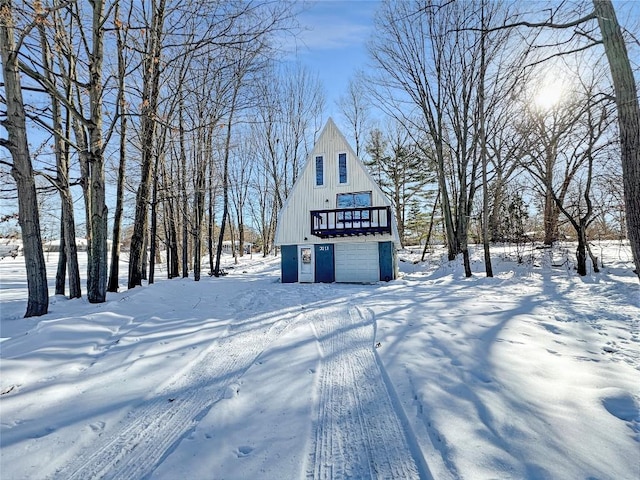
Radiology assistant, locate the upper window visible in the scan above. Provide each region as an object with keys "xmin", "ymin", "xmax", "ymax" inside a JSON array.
[
  {"xmin": 336, "ymin": 191, "xmax": 372, "ymax": 221},
  {"xmin": 315, "ymin": 156, "xmax": 323, "ymax": 186},
  {"xmin": 338, "ymin": 153, "xmax": 347, "ymax": 184},
  {"xmin": 337, "ymin": 191, "xmax": 372, "ymax": 209}
]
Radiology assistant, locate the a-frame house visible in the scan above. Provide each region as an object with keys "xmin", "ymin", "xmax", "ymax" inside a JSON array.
[{"xmin": 275, "ymin": 118, "xmax": 400, "ymax": 283}]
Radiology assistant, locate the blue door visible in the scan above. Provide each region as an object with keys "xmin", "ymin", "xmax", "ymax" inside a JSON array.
[
  {"xmin": 378, "ymin": 241, "xmax": 395, "ymax": 282},
  {"xmin": 314, "ymin": 244, "xmax": 335, "ymax": 283},
  {"xmin": 281, "ymin": 245, "xmax": 298, "ymax": 283}
]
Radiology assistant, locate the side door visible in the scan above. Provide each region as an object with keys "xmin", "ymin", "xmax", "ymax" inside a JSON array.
[
  {"xmin": 314, "ymin": 244, "xmax": 335, "ymax": 283},
  {"xmin": 298, "ymin": 245, "xmax": 314, "ymax": 283}
]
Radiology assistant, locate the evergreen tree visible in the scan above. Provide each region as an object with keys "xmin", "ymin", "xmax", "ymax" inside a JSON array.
[{"xmin": 364, "ymin": 125, "xmax": 435, "ymax": 247}]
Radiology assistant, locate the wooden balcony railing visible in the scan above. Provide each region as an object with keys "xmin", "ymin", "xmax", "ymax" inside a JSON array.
[{"xmin": 310, "ymin": 206, "xmax": 392, "ymax": 238}]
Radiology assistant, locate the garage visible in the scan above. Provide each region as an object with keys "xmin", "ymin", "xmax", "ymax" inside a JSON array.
[{"xmin": 335, "ymin": 242, "xmax": 380, "ymax": 283}]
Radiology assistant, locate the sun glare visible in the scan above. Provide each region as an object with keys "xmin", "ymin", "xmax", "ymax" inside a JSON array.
[{"xmin": 533, "ymin": 78, "xmax": 565, "ymax": 110}]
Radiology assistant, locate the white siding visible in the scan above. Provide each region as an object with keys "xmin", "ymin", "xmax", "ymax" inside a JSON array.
[{"xmin": 275, "ymin": 118, "xmax": 399, "ymax": 246}]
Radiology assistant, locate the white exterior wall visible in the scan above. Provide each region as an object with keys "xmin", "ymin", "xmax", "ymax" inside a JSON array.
[{"xmin": 275, "ymin": 118, "xmax": 399, "ymax": 246}]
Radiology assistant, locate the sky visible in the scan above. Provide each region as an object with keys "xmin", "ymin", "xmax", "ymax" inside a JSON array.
[
  {"xmin": 293, "ymin": 0, "xmax": 380, "ymax": 118},
  {"xmin": 292, "ymin": 0, "xmax": 640, "ymax": 122}
]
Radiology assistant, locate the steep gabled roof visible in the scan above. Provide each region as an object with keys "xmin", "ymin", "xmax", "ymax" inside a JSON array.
[{"xmin": 274, "ymin": 117, "xmax": 399, "ymax": 245}]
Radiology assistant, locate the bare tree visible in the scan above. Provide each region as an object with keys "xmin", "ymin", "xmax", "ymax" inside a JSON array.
[
  {"xmin": 256, "ymin": 62, "xmax": 324, "ymax": 212},
  {"xmin": 0, "ymin": 0, "xmax": 49, "ymax": 316},
  {"xmin": 212, "ymin": 90, "xmax": 238, "ymax": 277},
  {"xmin": 24, "ymin": 1, "xmax": 112, "ymax": 302},
  {"xmin": 181, "ymin": 47, "xmax": 239, "ymax": 280},
  {"xmin": 129, "ymin": 0, "xmax": 167, "ymax": 288},
  {"xmin": 247, "ymin": 123, "xmax": 277, "ymax": 256},
  {"xmin": 213, "ymin": 40, "xmax": 264, "ymax": 276},
  {"xmin": 338, "ymin": 75, "xmax": 370, "ymax": 157},
  {"xmin": 36, "ymin": 6, "xmax": 81, "ymax": 298},
  {"xmin": 126, "ymin": 0, "xmax": 296, "ymax": 285},
  {"xmin": 526, "ymin": 74, "xmax": 616, "ymax": 275},
  {"xmin": 230, "ymin": 129, "xmax": 255, "ymax": 258},
  {"xmin": 108, "ymin": 0, "xmax": 133, "ymax": 292},
  {"xmin": 70, "ymin": 0, "xmax": 110, "ymax": 303},
  {"xmin": 478, "ymin": 0, "xmax": 493, "ymax": 277},
  {"xmin": 593, "ymin": 0, "xmax": 640, "ymax": 277},
  {"xmin": 370, "ymin": 0, "xmax": 512, "ymax": 276},
  {"xmin": 519, "ymin": 85, "xmax": 596, "ymax": 245},
  {"xmin": 489, "ymin": 0, "xmax": 640, "ymax": 276}
]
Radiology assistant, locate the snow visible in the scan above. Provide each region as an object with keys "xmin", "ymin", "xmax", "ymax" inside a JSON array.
[{"xmin": 1, "ymin": 243, "xmax": 639, "ymax": 480}]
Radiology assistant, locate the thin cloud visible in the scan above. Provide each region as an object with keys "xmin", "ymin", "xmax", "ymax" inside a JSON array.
[
  {"xmin": 278, "ymin": 1, "xmax": 378, "ymax": 55},
  {"xmin": 297, "ymin": 14, "xmax": 372, "ymax": 51}
]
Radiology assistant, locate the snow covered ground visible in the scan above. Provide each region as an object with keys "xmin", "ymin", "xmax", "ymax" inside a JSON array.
[{"xmin": 1, "ymin": 242, "xmax": 638, "ymax": 480}]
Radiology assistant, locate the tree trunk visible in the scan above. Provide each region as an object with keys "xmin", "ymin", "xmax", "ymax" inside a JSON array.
[
  {"xmin": 479, "ymin": 1, "xmax": 493, "ymax": 277},
  {"xmin": 238, "ymin": 222, "xmax": 245, "ymax": 257},
  {"xmin": 85, "ymin": 0, "xmax": 108, "ymax": 304},
  {"xmin": 594, "ymin": 0, "xmax": 640, "ymax": 279},
  {"xmin": 435, "ymin": 141, "xmax": 457, "ymax": 261},
  {"xmin": 576, "ymin": 225, "xmax": 588, "ymax": 276},
  {"xmin": 55, "ymin": 222, "xmax": 66, "ymax": 295},
  {"xmin": 230, "ymin": 221, "xmax": 238, "ymax": 265},
  {"xmin": 142, "ymin": 234, "xmax": 148, "ymax": 280},
  {"xmin": 164, "ymin": 211, "xmax": 171, "ymax": 278},
  {"xmin": 462, "ymin": 249, "xmax": 472, "ymax": 277},
  {"xmin": 38, "ymin": 17, "xmax": 81, "ymax": 298},
  {"xmin": 128, "ymin": 0, "xmax": 166, "ymax": 289},
  {"xmin": 421, "ymin": 189, "xmax": 440, "ymax": 262},
  {"xmin": 543, "ymin": 166, "xmax": 559, "ymax": 245},
  {"xmin": 394, "ymin": 186, "xmax": 405, "ymax": 248},
  {"xmin": 214, "ymin": 211, "xmax": 228, "ymax": 276},
  {"xmin": 208, "ymin": 168, "xmax": 216, "ymax": 275},
  {"xmin": 214, "ymin": 91, "xmax": 238, "ymax": 276},
  {"xmin": 167, "ymin": 200, "xmax": 179, "ymax": 279},
  {"xmin": 586, "ymin": 241, "xmax": 600, "ymax": 273},
  {"xmin": 488, "ymin": 170, "xmax": 504, "ymax": 242},
  {"xmin": 0, "ymin": 1, "xmax": 49, "ymax": 316},
  {"xmin": 457, "ymin": 167, "xmax": 472, "ymax": 278},
  {"xmin": 108, "ymin": 2, "xmax": 128, "ymax": 293},
  {"xmin": 107, "ymin": 117, "xmax": 126, "ymax": 292},
  {"xmin": 169, "ymin": 205, "xmax": 179, "ymax": 278},
  {"xmin": 60, "ymin": 188, "xmax": 81, "ymax": 298},
  {"xmin": 58, "ymin": 97, "xmax": 81, "ymax": 299},
  {"xmin": 149, "ymin": 152, "xmax": 159, "ymax": 284},
  {"xmin": 194, "ymin": 159, "xmax": 206, "ymax": 281},
  {"xmin": 180, "ymin": 106, "xmax": 189, "ymax": 279}
]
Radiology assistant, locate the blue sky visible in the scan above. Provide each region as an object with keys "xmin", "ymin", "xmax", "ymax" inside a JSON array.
[
  {"xmin": 291, "ymin": 0, "xmax": 640, "ymax": 122},
  {"xmin": 294, "ymin": 0, "xmax": 380, "ymax": 118}
]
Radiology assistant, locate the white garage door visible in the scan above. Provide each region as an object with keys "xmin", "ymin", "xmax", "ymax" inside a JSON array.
[{"xmin": 335, "ymin": 242, "xmax": 379, "ymax": 283}]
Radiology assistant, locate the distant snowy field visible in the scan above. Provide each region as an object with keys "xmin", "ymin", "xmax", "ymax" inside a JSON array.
[{"xmin": 1, "ymin": 242, "xmax": 638, "ymax": 479}]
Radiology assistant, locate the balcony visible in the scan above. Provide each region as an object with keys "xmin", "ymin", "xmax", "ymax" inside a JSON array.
[{"xmin": 310, "ymin": 206, "xmax": 392, "ymax": 238}]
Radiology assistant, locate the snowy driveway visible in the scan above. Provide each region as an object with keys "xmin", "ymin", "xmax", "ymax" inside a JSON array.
[
  {"xmin": 58, "ymin": 301, "xmax": 426, "ymax": 480},
  {"xmin": 1, "ymin": 261, "xmax": 429, "ymax": 480},
  {"xmin": 305, "ymin": 305, "xmax": 424, "ymax": 479}
]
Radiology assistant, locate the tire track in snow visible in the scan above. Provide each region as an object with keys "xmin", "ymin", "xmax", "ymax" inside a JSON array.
[
  {"xmin": 306, "ymin": 305, "xmax": 424, "ymax": 479},
  {"xmin": 53, "ymin": 291, "xmax": 301, "ymax": 480}
]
